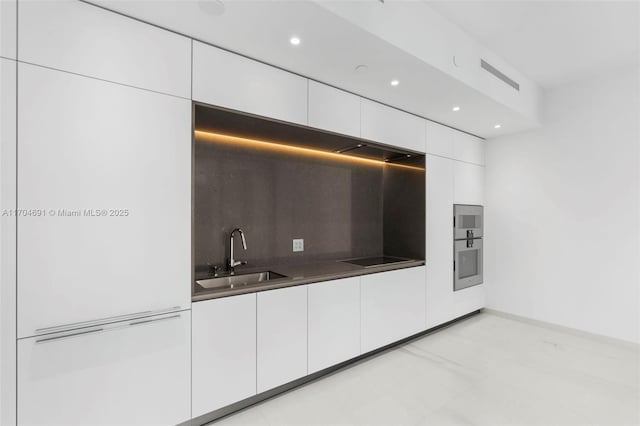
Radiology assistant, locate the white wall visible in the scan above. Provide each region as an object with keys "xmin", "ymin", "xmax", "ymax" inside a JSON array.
[{"xmin": 485, "ymin": 64, "xmax": 640, "ymax": 343}]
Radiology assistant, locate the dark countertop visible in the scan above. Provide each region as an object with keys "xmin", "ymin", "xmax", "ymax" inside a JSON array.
[{"xmin": 192, "ymin": 258, "xmax": 426, "ymax": 302}]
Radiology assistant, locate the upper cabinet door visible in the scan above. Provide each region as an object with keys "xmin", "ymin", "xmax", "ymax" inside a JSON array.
[
  {"xmin": 0, "ymin": 0, "xmax": 16, "ymax": 59},
  {"xmin": 308, "ymin": 81, "xmax": 360, "ymax": 138},
  {"xmin": 17, "ymin": 64, "xmax": 191, "ymax": 338},
  {"xmin": 18, "ymin": 0, "xmax": 191, "ymax": 98},
  {"xmin": 453, "ymin": 130, "xmax": 485, "ymax": 166},
  {"xmin": 426, "ymin": 121, "xmax": 454, "ymax": 158},
  {"xmin": 193, "ymin": 41, "xmax": 308, "ymax": 126},
  {"xmin": 454, "ymin": 161, "xmax": 485, "ymax": 206},
  {"xmin": 361, "ymin": 99, "xmax": 426, "ymax": 153}
]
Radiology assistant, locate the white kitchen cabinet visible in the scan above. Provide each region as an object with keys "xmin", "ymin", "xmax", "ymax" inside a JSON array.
[
  {"xmin": 454, "ymin": 161, "xmax": 485, "ymax": 206},
  {"xmin": 361, "ymin": 266, "xmax": 426, "ymax": 353},
  {"xmin": 426, "ymin": 121, "xmax": 454, "ymax": 158},
  {"xmin": 18, "ymin": 0, "xmax": 191, "ymax": 98},
  {"xmin": 17, "ymin": 310, "xmax": 191, "ymax": 426},
  {"xmin": 193, "ymin": 41, "xmax": 308, "ymax": 126},
  {"xmin": 0, "ymin": 0, "xmax": 16, "ymax": 60},
  {"xmin": 1, "ymin": 57, "xmax": 17, "ymax": 426},
  {"xmin": 308, "ymin": 81, "xmax": 360, "ymax": 138},
  {"xmin": 453, "ymin": 130, "xmax": 485, "ymax": 166},
  {"xmin": 426, "ymin": 154, "xmax": 455, "ymax": 328},
  {"xmin": 257, "ymin": 285, "xmax": 307, "ymax": 392},
  {"xmin": 361, "ymin": 99, "xmax": 426, "ymax": 153},
  {"xmin": 426, "ymin": 154, "xmax": 484, "ymax": 329},
  {"xmin": 17, "ymin": 64, "xmax": 191, "ymax": 338},
  {"xmin": 308, "ymin": 277, "xmax": 360, "ymax": 374},
  {"xmin": 192, "ymin": 294, "xmax": 256, "ymax": 417}
]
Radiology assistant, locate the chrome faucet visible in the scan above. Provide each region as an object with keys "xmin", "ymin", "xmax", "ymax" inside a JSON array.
[{"xmin": 228, "ymin": 228, "xmax": 247, "ymax": 274}]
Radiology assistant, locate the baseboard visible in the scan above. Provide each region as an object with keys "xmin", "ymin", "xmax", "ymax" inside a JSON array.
[{"xmin": 483, "ymin": 308, "xmax": 639, "ymax": 348}]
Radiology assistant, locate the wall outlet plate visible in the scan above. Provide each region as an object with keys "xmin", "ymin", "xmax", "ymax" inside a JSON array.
[{"xmin": 292, "ymin": 238, "xmax": 304, "ymax": 252}]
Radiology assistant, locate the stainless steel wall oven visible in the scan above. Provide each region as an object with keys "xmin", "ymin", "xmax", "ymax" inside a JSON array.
[{"xmin": 454, "ymin": 204, "xmax": 483, "ymax": 291}]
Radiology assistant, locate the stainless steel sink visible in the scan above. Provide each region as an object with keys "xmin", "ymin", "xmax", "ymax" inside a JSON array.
[{"xmin": 196, "ymin": 271, "xmax": 287, "ymax": 290}]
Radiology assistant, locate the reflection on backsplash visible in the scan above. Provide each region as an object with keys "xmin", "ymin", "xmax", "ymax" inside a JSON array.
[{"xmin": 194, "ymin": 136, "xmax": 384, "ymax": 272}]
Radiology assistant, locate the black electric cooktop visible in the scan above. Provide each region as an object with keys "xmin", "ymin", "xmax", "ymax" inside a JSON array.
[{"xmin": 342, "ymin": 256, "xmax": 412, "ymax": 268}]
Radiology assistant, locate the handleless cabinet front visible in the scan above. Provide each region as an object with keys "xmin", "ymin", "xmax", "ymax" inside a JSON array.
[
  {"xmin": 360, "ymin": 99, "xmax": 426, "ymax": 153},
  {"xmin": 17, "ymin": 311, "xmax": 191, "ymax": 426},
  {"xmin": 308, "ymin": 81, "xmax": 360, "ymax": 138},
  {"xmin": 192, "ymin": 294, "xmax": 257, "ymax": 417},
  {"xmin": 361, "ymin": 266, "xmax": 426, "ymax": 353},
  {"xmin": 193, "ymin": 41, "xmax": 308, "ymax": 126},
  {"xmin": 453, "ymin": 161, "xmax": 485, "ymax": 206},
  {"xmin": 257, "ymin": 285, "xmax": 308, "ymax": 393},
  {"xmin": 17, "ymin": 64, "xmax": 191, "ymax": 338},
  {"xmin": 308, "ymin": 277, "xmax": 361, "ymax": 373},
  {"xmin": 18, "ymin": 0, "xmax": 191, "ymax": 97},
  {"xmin": 0, "ymin": 0, "xmax": 16, "ymax": 60},
  {"xmin": 453, "ymin": 131, "xmax": 485, "ymax": 166}
]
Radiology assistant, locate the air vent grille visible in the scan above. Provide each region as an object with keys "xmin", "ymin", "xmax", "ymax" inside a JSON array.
[{"xmin": 481, "ymin": 59, "xmax": 520, "ymax": 91}]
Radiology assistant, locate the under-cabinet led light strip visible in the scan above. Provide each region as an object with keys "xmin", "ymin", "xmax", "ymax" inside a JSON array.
[{"xmin": 194, "ymin": 130, "xmax": 425, "ymax": 172}]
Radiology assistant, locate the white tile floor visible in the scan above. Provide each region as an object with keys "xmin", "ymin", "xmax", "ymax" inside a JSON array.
[{"xmin": 214, "ymin": 312, "xmax": 640, "ymax": 426}]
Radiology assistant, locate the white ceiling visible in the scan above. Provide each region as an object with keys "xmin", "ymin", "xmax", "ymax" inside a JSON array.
[
  {"xmin": 92, "ymin": 0, "xmax": 536, "ymax": 138},
  {"xmin": 91, "ymin": 0, "xmax": 638, "ymax": 137},
  {"xmin": 425, "ymin": 0, "xmax": 640, "ymax": 89}
]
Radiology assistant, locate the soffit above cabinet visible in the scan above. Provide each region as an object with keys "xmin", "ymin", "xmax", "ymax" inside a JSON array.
[{"xmin": 89, "ymin": 0, "xmax": 540, "ymax": 138}]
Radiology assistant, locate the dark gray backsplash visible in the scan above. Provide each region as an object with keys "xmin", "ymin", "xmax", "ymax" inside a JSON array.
[
  {"xmin": 194, "ymin": 105, "xmax": 425, "ymax": 274},
  {"xmin": 194, "ymin": 139, "xmax": 384, "ymax": 271}
]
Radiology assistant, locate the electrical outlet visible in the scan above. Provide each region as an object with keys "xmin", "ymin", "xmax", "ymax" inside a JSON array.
[{"xmin": 292, "ymin": 238, "xmax": 304, "ymax": 252}]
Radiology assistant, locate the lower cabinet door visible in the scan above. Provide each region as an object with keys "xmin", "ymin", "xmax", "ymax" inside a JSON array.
[
  {"xmin": 308, "ymin": 277, "xmax": 361, "ymax": 373},
  {"xmin": 192, "ymin": 294, "xmax": 257, "ymax": 417},
  {"xmin": 17, "ymin": 311, "xmax": 191, "ymax": 426},
  {"xmin": 257, "ymin": 285, "xmax": 307, "ymax": 393},
  {"xmin": 361, "ymin": 267, "xmax": 426, "ymax": 353}
]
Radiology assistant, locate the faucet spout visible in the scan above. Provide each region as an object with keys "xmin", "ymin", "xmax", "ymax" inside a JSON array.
[{"xmin": 229, "ymin": 228, "xmax": 248, "ymax": 274}]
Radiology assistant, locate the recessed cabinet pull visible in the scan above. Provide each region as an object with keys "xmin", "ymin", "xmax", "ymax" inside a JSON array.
[
  {"xmin": 34, "ymin": 306, "xmax": 182, "ymax": 335},
  {"xmin": 129, "ymin": 314, "xmax": 181, "ymax": 327},
  {"xmin": 36, "ymin": 328, "xmax": 104, "ymax": 344}
]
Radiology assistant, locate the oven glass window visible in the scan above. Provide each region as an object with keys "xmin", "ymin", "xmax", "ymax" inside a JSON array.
[
  {"xmin": 459, "ymin": 215, "xmax": 478, "ymax": 229},
  {"xmin": 458, "ymin": 250, "xmax": 479, "ymax": 279}
]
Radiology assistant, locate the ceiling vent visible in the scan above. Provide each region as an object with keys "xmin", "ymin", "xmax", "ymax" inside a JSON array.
[{"xmin": 481, "ymin": 59, "xmax": 520, "ymax": 91}]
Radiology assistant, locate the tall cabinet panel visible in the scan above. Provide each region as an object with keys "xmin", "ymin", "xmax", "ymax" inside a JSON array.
[
  {"xmin": 193, "ymin": 41, "xmax": 308, "ymax": 125},
  {"xmin": 192, "ymin": 294, "xmax": 257, "ymax": 417},
  {"xmin": 257, "ymin": 286, "xmax": 308, "ymax": 393},
  {"xmin": 18, "ymin": 311, "xmax": 191, "ymax": 426},
  {"xmin": 18, "ymin": 0, "xmax": 191, "ymax": 97},
  {"xmin": 425, "ymin": 155, "xmax": 455, "ymax": 328},
  {"xmin": 0, "ymin": 0, "xmax": 16, "ymax": 60},
  {"xmin": 17, "ymin": 64, "xmax": 191, "ymax": 338},
  {"xmin": 0, "ymin": 57, "xmax": 16, "ymax": 426}
]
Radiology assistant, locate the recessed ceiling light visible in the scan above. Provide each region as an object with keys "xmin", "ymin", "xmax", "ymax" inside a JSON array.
[
  {"xmin": 289, "ymin": 36, "xmax": 301, "ymax": 46},
  {"xmin": 452, "ymin": 106, "xmax": 461, "ymax": 112},
  {"xmin": 494, "ymin": 124, "xmax": 502, "ymax": 129},
  {"xmin": 390, "ymin": 79, "xmax": 400, "ymax": 86}
]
